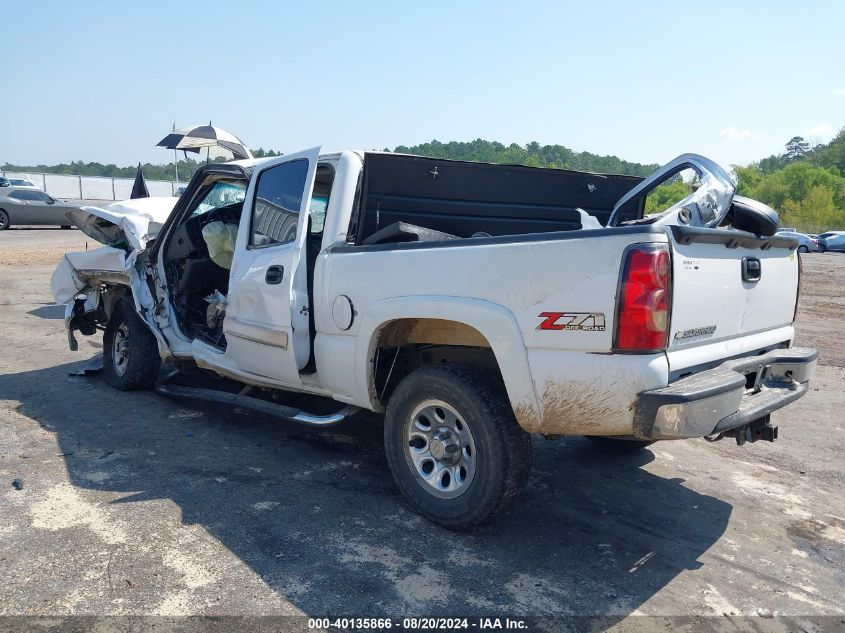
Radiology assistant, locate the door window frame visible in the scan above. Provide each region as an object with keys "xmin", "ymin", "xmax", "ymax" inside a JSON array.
[{"xmin": 247, "ymin": 158, "xmax": 310, "ymax": 251}]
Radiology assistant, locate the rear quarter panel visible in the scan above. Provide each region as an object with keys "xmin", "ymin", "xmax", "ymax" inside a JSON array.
[{"xmin": 315, "ymin": 228, "xmax": 671, "ymax": 434}]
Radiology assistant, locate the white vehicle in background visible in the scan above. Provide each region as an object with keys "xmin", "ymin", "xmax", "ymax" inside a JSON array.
[
  {"xmin": 8, "ymin": 178, "xmax": 39, "ymax": 189},
  {"xmin": 51, "ymin": 150, "xmax": 817, "ymax": 528},
  {"xmin": 0, "ymin": 176, "xmax": 40, "ymax": 189}
]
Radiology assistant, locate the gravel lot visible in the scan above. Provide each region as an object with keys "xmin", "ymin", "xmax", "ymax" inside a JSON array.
[{"xmin": 0, "ymin": 228, "xmax": 843, "ymax": 622}]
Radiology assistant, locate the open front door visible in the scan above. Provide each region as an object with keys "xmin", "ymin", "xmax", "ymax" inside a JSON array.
[{"xmin": 209, "ymin": 147, "xmax": 320, "ymax": 387}]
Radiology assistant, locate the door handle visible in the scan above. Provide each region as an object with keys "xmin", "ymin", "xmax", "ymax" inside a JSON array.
[
  {"xmin": 265, "ymin": 265, "xmax": 284, "ymax": 284},
  {"xmin": 741, "ymin": 257, "xmax": 761, "ymax": 282}
]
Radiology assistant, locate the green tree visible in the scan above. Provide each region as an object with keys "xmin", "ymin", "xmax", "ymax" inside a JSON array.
[
  {"xmin": 811, "ymin": 128, "xmax": 845, "ymax": 174},
  {"xmin": 644, "ymin": 181, "xmax": 689, "ymax": 214},
  {"xmin": 785, "ymin": 136, "xmax": 810, "ymax": 161},
  {"xmin": 780, "ymin": 186, "xmax": 844, "ymax": 233},
  {"xmin": 391, "ymin": 139, "xmax": 657, "ymax": 176}
]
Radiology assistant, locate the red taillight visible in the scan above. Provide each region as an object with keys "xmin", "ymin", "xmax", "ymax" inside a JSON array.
[{"xmin": 614, "ymin": 246, "xmax": 671, "ymax": 352}]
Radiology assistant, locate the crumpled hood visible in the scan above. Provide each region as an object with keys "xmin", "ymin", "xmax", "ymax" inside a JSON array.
[
  {"xmin": 65, "ymin": 196, "xmax": 178, "ymax": 252},
  {"xmin": 51, "ymin": 247, "xmax": 129, "ymax": 304}
]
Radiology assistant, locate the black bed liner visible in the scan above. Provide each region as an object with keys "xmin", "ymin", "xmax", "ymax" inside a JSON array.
[{"xmin": 353, "ymin": 153, "xmax": 645, "ymax": 245}]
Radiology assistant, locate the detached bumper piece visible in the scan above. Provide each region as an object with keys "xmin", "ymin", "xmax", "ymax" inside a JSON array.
[{"xmin": 634, "ymin": 347, "xmax": 817, "ymax": 441}]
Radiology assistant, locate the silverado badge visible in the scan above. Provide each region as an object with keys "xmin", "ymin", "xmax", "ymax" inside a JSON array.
[{"xmin": 673, "ymin": 325, "xmax": 717, "ymax": 342}]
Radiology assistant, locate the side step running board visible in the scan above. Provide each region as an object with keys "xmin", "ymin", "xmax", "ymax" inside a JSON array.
[{"xmin": 155, "ymin": 383, "xmax": 359, "ymax": 427}]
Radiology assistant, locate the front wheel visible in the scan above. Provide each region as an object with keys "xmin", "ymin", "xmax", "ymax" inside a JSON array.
[
  {"xmin": 0, "ymin": 209, "xmax": 10, "ymax": 231},
  {"xmin": 384, "ymin": 364, "xmax": 532, "ymax": 529},
  {"xmin": 103, "ymin": 298, "xmax": 161, "ymax": 390}
]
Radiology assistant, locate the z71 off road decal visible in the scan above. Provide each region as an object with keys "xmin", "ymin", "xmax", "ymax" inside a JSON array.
[{"xmin": 537, "ymin": 312, "xmax": 606, "ymax": 331}]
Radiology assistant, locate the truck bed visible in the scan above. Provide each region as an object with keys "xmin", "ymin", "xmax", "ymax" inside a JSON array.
[{"xmin": 352, "ymin": 153, "xmax": 646, "ymax": 242}]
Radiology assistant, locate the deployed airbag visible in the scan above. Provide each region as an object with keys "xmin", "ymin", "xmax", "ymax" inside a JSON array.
[{"xmin": 202, "ymin": 221, "xmax": 239, "ymax": 269}]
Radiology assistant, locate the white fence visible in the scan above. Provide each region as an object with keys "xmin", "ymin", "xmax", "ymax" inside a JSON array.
[{"xmin": 1, "ymin": 170, "xmax": 188, "ymax": 201}]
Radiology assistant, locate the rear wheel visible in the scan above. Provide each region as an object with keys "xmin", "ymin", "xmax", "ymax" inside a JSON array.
[
  {"xmin": 798, "ymin": 245, "xmax": 808, "ymax": 254},
  {"xmin": 0, "ymin": 209, "xmax": 9, "ymax": 231},
  {"xmin": 103, "ymin": 298, "xmax": 161, "ymax": 390},
  {"xmin": 384, "ymin": 364, "xmax": 532, "ymax": 529},
  {"xmin": 588, "ymin": 436, "xmax": 654, "ymax": 454}
]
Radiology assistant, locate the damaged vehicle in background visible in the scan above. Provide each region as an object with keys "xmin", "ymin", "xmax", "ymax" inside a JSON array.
[{"xmin": 51, "ymin": 149, "xmax": 817, "ymax": 528}]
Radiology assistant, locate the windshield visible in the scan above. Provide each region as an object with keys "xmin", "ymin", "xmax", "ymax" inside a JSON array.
[{"xmin": 192, "ymin": 180, "xmax": 246, "ymax": 217}]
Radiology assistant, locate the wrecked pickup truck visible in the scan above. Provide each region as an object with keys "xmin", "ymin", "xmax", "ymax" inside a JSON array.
[{"xmin": 52, "ymin": 148, "xmax": 817, "ymax": 528}]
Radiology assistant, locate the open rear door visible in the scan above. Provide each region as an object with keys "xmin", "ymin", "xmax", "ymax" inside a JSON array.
[{"xmin": 197, "ymin": 147, "xmax": 321, "ymax": 387}]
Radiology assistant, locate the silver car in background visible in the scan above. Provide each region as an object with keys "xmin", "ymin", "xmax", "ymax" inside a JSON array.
[
  {"xmin": 0, "ymin": 187, "xmax": 80, "ymax": 230},
  {"xmin": 776, "ymin": 229, "xmax": 819, "ymax": 253},
  {"xmin": 818, "ymin": 231, "xmax": 845, "ymax": 253}
]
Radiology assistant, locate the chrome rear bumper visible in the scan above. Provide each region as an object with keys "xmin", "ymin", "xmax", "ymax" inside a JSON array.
[{"xmin": 633, "ymin": 347, "xmax": 817, "ymax": 440}]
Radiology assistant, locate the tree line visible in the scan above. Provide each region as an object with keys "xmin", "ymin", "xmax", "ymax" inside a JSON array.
[
  {"xmin": 735, "ymin": 132, "xmax": 845, "ymax": 233},
  {"xmin": 4, "ymin": 134, "xmax": 844, "ymax": 232},
  {"xmin": 0, "ymin": 148, "xmax": 282, "ymax": 183},
  {"xmin": 394, "ymin": 136, "xmax": 845, "ymax": 233},
  {"xmin": 3, "ymin": 141, "xmax": 656, "ymax": 182},
  {"xmin": 391, "ymin": 139, "xmax": 659, "ymax": 176}
]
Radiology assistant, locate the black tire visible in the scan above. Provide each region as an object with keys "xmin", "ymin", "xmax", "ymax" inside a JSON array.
[
  {"xmin": 103, "ymin": 297, "xmax": 161, "ymax": 390},
  {"xmin": 384, "ymin": 364, "xmax": 532, "ymax": 529},
  {"xmin": 61, "ymin": 225, "xmax": 73, "ymax": 230},
  {"xmin": 0, "ymin": 209, "xmax": 9, "ymax": 231},
  {"xmin": 798, "ymin": 245, "xmax": 808, "ymax": 253},
  {"xmin": 819, "ymin": 244, "xmax": 827, "ymax": 253},
  {"xmin": 587, "ymin": 436, "xmax": 654, "ymax": 454}
]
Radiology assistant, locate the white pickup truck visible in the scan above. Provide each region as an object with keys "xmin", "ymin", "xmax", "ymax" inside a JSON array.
[{"xmin": 52, "ymin": 148, "xmax": 817, "ymax": 528}]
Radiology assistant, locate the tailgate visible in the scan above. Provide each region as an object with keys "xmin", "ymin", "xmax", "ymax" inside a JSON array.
[{"xmin": 666, "ymin": 226, "xmax": 799, "ymax": 372}]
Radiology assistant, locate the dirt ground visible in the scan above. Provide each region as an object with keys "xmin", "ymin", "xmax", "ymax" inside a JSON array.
[{"xmin": 0, "ymin": 227, "xmax": 843, "ymax": 623}]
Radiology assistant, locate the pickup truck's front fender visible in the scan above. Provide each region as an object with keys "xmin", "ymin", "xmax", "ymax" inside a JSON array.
[{"xmin": 354, "ymin": 296, "xmax": 542, "ymax": 421}]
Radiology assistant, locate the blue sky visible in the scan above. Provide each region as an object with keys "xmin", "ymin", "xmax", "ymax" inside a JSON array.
[{"xmin": 2, "ymin": 1, "xmax": 844, "ymax": 169}]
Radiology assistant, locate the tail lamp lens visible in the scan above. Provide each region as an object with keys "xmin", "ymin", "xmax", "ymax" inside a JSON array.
[{"xmin": 615, "ymin": 246, "xmax": 671, "ymax": 351}]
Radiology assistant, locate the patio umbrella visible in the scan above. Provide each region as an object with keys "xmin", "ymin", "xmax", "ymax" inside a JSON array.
[{"xmin": 157, "ymin": 123, "xmax": 253, "ymax": 161}]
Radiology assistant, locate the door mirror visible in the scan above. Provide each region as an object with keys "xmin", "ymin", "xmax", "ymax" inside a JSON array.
[{"xmin": 608, "ymin": 154, "xmax": 736, "ymax": 228}]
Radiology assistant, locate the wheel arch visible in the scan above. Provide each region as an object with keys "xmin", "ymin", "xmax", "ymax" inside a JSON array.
[
  {"xmin": 91, "ymin": 283, "xmax": 170, "ymax": 359},
  {"xmin": 355, "ymin": 296, "xmax": 541, "ymax": 420}
]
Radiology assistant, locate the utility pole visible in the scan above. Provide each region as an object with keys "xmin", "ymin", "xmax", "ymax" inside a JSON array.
[{"xmin": 173, "ymin": 119, "xmax": 180, "ymax": 183}]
